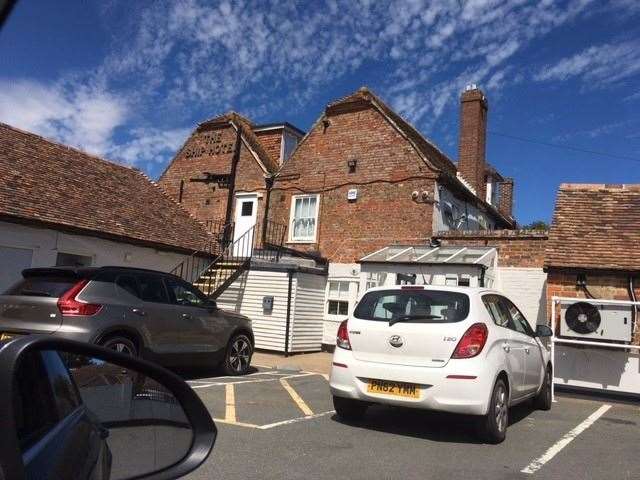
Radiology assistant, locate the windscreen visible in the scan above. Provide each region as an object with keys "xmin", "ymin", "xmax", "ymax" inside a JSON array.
[
  {"xmin": 354, "ymin": 289, "xmax": 470, "ymax": 323},
  {"xmin": 3, "ymin": 277, "xmax": 77, "ymax": 297}
]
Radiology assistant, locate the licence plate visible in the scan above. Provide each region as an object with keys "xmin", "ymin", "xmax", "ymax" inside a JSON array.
[{"xmin": 367, "ymin": 379, "xmax": 419, "ymax": 398}]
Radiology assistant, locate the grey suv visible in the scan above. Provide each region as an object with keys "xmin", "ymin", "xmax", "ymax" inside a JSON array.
[{"xmin": 0, "ymin": 266, "xmax": 254, "ymax": 375}]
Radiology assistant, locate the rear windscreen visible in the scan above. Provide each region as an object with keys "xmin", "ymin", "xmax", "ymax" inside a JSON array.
[
  {"xmin": 3, "ymin": 277, "xmax": 77, "ymax": 297},
  {"xmin": 354, "ymin": 289, "xmax": 470, "ymax": 323}
]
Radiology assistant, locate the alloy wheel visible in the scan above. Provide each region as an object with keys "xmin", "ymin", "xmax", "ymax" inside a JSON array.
[
  {"xmin": 494, "ymin": 385, "xmax": 508, "ymax": 432},
  {"xmin": 104, "ymin": 340, "xmax": 135, "ymax": 356},
  {"xmin": 229, "ymin": 337, "xmax": 251, "ymax": 373}
]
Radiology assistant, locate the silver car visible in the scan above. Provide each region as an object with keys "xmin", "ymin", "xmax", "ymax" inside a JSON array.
[{"xmin": 0, "ymin": 266, "xmax": 254, "ymax": 375}]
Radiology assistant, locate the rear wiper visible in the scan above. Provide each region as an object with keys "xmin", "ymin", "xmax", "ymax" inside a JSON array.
[
  {"xmin": 389, "ymin": 314, "xmax": 442, "ymax": 326},
  {"xmin": 18, "ymin": 289, "xmax": 52, "ymax": 297}
]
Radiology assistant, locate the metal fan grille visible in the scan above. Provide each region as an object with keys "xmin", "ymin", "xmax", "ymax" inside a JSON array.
[{"xmin": 565, "ymin": 302, "xmax": 601, "ymax": 334}]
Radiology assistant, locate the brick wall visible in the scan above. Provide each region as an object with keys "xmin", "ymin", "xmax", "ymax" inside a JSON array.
[
  {"xmin": 270, "ymin": 105, "xmax": 438, "ymax": 263},
  {"xmin": 158, "ymin": 124, "xmax": 268, "ymax": 225},
  {"xmin": 436, "ymin": 229, "xmax": 548, "ymax": 268},
  {"xmin": 254, "ymin": 130, "xmax": 282, "ymax": 166},
  {"xmin": 546, "ymin": 269, "xmax": 640, "ymax": 344}
]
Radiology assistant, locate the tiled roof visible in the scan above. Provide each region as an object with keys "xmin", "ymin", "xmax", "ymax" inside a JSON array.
[
  {"xmin": 199, "ymin": 112, "xmax": 280, "ymax": 174},
  {"xmin": 545, "ymin": 183, "xmax": 640, "ymax": 272},
  {"xmin": 0, "ymin": 123, "xmax": 211, "ymax": 253}
]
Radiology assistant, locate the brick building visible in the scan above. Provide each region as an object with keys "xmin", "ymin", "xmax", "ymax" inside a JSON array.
[
  {"xmin": 158, "ymin": 113, "xmax": 303, "ymax": 244},
  {"xmin": 545, "ymin": 184, "xmax": 640, "ymax": 343},
  {"xmin": 159, "ymin": 85, "xmax": 519, "ymax": 349}
]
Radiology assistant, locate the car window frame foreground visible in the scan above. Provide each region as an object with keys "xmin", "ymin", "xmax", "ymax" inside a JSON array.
[{"xmin": 0, "ymin": 335, "xmax": 216, "ymax": 480}]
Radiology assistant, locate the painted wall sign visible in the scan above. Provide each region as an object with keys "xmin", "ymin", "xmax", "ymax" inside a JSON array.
[{"xmin": 184, "ymin": 131, "xmax": 235, "ymax": 159}]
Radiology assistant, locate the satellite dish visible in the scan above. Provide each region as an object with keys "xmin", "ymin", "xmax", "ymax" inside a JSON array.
[{"xmin": 565, "ymin": 302, "xmax": 601, "ymax": 334}]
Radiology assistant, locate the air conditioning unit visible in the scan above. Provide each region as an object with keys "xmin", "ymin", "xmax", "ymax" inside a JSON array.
[{"xmin": 560, "ymin": 301, "xmax": 633, "ymax": 342}]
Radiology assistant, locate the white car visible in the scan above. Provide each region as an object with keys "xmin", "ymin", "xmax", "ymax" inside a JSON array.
[{"xmin": 329, "ymin": 285, "xmax": 553, "ymax": 443}]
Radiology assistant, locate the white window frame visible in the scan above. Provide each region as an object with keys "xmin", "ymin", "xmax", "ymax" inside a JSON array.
[
  {"xmin": 288, "ymin": 194, "xmax": 320, "ymax": 243},
  {"xmin": 325, "ymin": 279, "xmax": 354, "ymax": 319}
]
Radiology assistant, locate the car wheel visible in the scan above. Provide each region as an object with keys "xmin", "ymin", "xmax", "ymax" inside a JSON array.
[
  {"xmin": 333, "ymin": 395, "xmax": 368, "ymax": 421},
  {"xmin": 100, "ymin": 335, "xmax": 138, "ymax": 357},
  {"xmin": 223, "ymin": 333, "xmax": 253, "ymax": 376},
  {"xmin": 534, "ymin": 367, "xmax": 552, "ymax": 411},
  {"xmin": 478, "ymin": 378, "xmax": 508, "ymax": 444}
]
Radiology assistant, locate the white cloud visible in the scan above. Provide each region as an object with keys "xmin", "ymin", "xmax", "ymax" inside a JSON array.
[
  {"xmin": 534, "ymin": 40, "xmax": 640, "ymax": 87},
  {"xmin": 107, "ymin": 127, "xmax": 191, "ymax": 167},
  {"xmin": 0, "ymin": 79, "xmax": 128, "ymax": 156}
]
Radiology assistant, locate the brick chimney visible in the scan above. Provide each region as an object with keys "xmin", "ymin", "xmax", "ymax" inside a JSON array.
[
  {"xmin": 499, "ymin": 178, "xmax": 514, "ymax": 218},
  {"xmin": 458, "ymin": 84, "xmax": 488, "ymax": 201}
]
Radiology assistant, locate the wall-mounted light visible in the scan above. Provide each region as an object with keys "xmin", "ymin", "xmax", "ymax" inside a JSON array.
[{"xmin": 347, "ymin": 159, "xmax": 357, "ymax": 173}]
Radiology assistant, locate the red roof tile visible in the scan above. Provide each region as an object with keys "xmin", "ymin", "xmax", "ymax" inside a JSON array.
[
  {"xmin": 545, "ymin": 183, "xmax": 640, "ymax": 272},
  {"xmin": 0, "ymin": 123, "xmax": 211, "ymax": 253}
]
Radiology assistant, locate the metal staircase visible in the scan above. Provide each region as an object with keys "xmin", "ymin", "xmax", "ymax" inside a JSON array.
[{"xmin": 171, "ymin": 220, "xmax": 287, "ymax": 299}]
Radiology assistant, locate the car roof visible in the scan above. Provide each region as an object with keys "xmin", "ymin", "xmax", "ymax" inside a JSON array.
[{"xmin": 22, "ymin": 265, "xmax": 175, "ymax": 279}]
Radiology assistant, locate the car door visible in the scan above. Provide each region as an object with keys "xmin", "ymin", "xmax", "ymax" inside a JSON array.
[
  {"xmin": 482, "ymin": 295, "xmax": 527, "ymax": 399},
  {"xmin": 503, "ymin": 297, "xmax": 544, "ymax": 394},
  {"xmin": 132, "ymin": 273, "xmax": 177, "ymax": 355},
  {"xmin": 495, "ymin": 295, "xmax": 530, "ymax": 399},
  {"xmin": 17, "ymin": 351, "xmax": 111, "ymax": 480},
  {"xmin": 164, "ymin": 277, "xmax": 228, "ymax": 356}
]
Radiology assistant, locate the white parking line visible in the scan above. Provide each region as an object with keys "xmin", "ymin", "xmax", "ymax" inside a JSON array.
[
  {"xmin": 521, "ymin": 404, "xmax": 612, "ymax": 474},
  {"xmin": 257, "ymin": 410, "xmax": 335, "ymax": 430},
  {"xmin": 188, "ymin": 372, "xmax": 318, "ymax": 388}
]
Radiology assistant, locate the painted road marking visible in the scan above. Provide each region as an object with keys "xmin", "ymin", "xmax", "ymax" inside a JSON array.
[
  {"xmin": 258, "ymin": 410, "xmax": 334, "ymax": 429},
  {"xmin": 188, "ymin": 372, "xmax": 317, "ymax": 388},
  {"xmin": 225, "ymin": 383, "xmax": 237, "ymax": 423},
  {"xmin": 280, "ymin": 378, "xmax": 314, "ymax": 416},
  {"xmin": 521, "ymin": 404, "xmax": 612, "ymax": 474}
]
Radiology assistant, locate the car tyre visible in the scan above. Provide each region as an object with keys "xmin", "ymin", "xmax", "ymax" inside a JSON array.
[
  {"xmin": 478, "ymin": 378, "xmax": 508, "ymax": 444},
  {"xmin": 99, "ymin": 335, "xmax": 138, "ymax": 357},
  {"xmin": 534, "ymin": 366, "xmax": 552, "ymax": 411},
  {"xmin": 222, "ymin": 333, "xmax": 253, "ymax": 376},
  {"xmin": 333, "ymin": 395, "xmax": 368, "ymax": 421}
]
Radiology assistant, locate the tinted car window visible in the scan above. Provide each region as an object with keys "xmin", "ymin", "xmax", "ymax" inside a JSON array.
[
  {"xmin": 116, "ymin": 274, "xmax": 141, "ymax": 299},
  {"xmin": 137, "ymin": 274, "xmax": 169, "ymax": 303},
  {"xmin": 41, "ymin": 351, "xmax": 82, "ymax": 418},
  {"xmin": 165, "ymin": 278, "xmax": 206, "ymax": 307},
  {"xmin": 483, "ymin": 295, "xmax": 512, "ymax": 328},
  {"xmin": 354, "ymin": 289, "xmax": 470, "ymax": 323},
  {"xmin": 502, "ymin": 297, "xmax": 534, "ymax": 336},
  {"xmin": 4, "ymin": 277, "xmax": 76, "ymax": 297},
  {"xmin": 14, "ymin": 352, "xmax": 59, "ymax": 450}
]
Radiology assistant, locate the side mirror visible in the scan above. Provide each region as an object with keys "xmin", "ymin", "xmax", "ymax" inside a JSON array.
[
  {"xmin": 535, "ymin": 324, "xmax": 553, "ymax": 337},
  {"xmin": 205, "ymin": 299, "xmax": 217, "ymax": 310},
  {"xmin": 0, "ymin": 336, "xmax": 216, "ymax": 480}
]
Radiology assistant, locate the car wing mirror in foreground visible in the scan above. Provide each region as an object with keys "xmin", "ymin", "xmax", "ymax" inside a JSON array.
[
  {"xmin": 0, "ymin": 336, "xmax": 216, "ymax": 480},
  {"xmin": 535, "ymin": 324, "xmax": 553, "ymax": 337}
]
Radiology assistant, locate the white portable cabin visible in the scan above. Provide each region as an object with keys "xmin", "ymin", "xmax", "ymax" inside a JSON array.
[{"xmin": 216, "ymin": 262, "xmax": 327, "ymax": 354}]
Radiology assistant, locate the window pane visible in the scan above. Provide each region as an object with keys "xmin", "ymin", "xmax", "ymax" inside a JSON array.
[
  {"xmin": 165, "ymin": 278, "xmax": 205, "ymax": 307},
  {"xmin": 41, "ymin": 351, "xmax": 81, "ymax": 418},
  {"xmin": 241, "ymin": 201, "xmax": 253, "ymax": 217},
  {"xmin": 329, "ymin": 281, "xmax": 339, "ymax": 297},
  {"xmin": 338, "ymin": 301, "xmax": 349, "ymax": 315},
  {"xmin": 137, "ymin": 275, "xmax": 169, "ymax": 303}
]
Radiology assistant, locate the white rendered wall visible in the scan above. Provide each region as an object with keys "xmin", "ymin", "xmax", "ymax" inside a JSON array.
[
  {"xmin": 496, "ymin": 267, "xmax": 548, "ymax": 328},
  {"xmin": 0, "ymin": 221, "xmax": 187, "ymax": 291}
]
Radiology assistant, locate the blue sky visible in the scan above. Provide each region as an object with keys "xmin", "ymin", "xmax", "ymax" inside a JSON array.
[{"xmin": 1, "ymin": 0, "xmax": 639, "ymax": 225}]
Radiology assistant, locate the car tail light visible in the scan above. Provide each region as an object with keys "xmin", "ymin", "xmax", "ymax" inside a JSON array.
[
  {"xmin": 57, "ymin": 279, "xmax": 102, "ymax": 316},
  {"xmin": 336, "ymin": 319, "xmax": 351, "ymax": 350},
  {"xmin": 451, "ymin": 323, "xmax": 488, "ymax": 359}
]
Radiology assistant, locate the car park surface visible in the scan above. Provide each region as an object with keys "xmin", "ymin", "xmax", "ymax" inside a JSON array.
[{"xmin": 185, "ymin": 365, "xmax": 639, "ymax": 480}]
